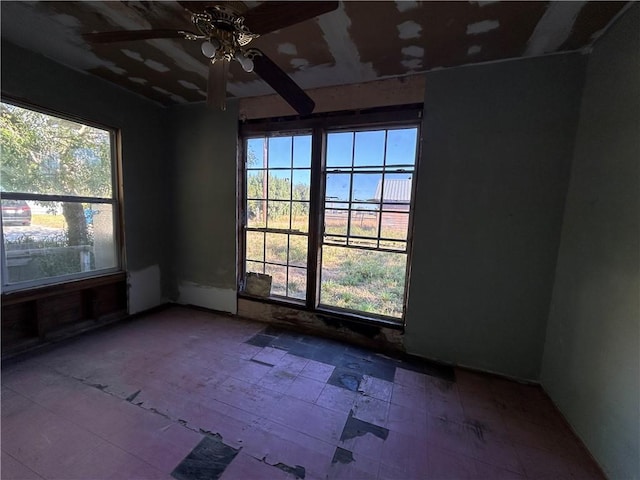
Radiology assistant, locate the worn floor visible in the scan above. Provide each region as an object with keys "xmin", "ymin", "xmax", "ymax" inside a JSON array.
[{"xmin": 1, "ymin": 306, "xmax": 603, "ymax": 480}]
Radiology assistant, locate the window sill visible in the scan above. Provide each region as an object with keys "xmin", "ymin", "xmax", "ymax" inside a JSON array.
[
  {"xmin": 237, "ymin": 292, "xmax": 405, "ymax": 331},
  {"xmin": 2, "ymin": 271, "xmax": 126, "ymax": 305}
]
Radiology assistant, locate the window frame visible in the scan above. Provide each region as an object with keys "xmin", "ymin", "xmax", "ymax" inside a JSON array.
[
  {"xmin": 0, "ymin": 97, "xmax": 124, "ymax": 293},
  {"xmin": 238, "ymin": 104, "xmax": 423, "ymax": 327}
]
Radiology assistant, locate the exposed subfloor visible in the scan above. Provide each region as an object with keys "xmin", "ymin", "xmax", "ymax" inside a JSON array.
[{"xmin": 1, "ymin": 306, "xmax": 603, "ymax": 479}]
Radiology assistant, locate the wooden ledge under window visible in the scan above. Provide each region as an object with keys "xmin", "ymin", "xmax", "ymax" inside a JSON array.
[{"xmin": 1, "ymin": 271, "xmax": 126, "ymax": 305}]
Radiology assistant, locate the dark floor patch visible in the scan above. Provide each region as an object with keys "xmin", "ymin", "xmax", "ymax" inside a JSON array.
[
  {"xmin": 262, "ymin": 325, "xmax": 287, "ymax": 337},
  {"xmin": 269, "ymin": 332, "xmax": 303, "ymax": 350},
  {"xmin": 340, "ymin": 410, "xmax": 389, "ymax": 442},
  {"xmin": 395, "ymin": 353, "xmax": 456, "ymax": 382},
  {"xmin": 328, "ymin": 368, "xmax": 362, "ymax": 392},
  {"xmin": 246, "ymin": 333, "xmax": 276, "ymax": 348},
  {"xmin": 245, "ymin": 325, "xmax": 454, "ymax": 385},
  {"xmin": 334, "ymin": 353, "xmax": 397, "ymax": 382},
  {"xmin": 171, "ymin": 435, "xmax": 239, "ymax": 480},
  {"xmin": 332, "ymin": 447, "xmax": 354, "ymax": 465},
  {"xmin": 273, "ymin": 462, "xmax": 306, "ymax": 479}
]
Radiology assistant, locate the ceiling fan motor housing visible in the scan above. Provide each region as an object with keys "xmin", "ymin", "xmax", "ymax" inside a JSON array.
[{"xmin": 192, "ymin": 6, "xmax": 257, "ymax": 62}]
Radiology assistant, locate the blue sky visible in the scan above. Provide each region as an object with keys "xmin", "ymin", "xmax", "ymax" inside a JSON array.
[{"xmin": 247, "ymin": 128, "xmax": 417, "ymax": 199}]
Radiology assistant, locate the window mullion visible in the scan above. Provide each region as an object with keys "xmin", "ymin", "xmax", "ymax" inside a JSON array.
[{"xmin": 306, "ymin": 126, "xmax": 324, "ymax": 309}]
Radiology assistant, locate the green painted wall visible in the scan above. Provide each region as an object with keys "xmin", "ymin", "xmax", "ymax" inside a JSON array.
[
  {"xmin": 167, "ymin": 102, "xmax": 239, "ymax": 312},
  {"xmin": 541, "ymin": 5, "xmax": 640, "ymax": 479},
  {"xmin": 1, "ymin": 41, "xmax": 170, "ymax": 311},
  {"xmin": 404, "ymin": 54, "xmax": 586, "ymax": 380}
]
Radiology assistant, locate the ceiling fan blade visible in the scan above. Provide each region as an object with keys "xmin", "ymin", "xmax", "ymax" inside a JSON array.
[
  {"xmin": 251, "ymin": 50, "xmax": 315, "ymax": 116},
  {"xmin": 243, "ymin": 1, "xmax": 339, "ymax": 35},
  {"xmin": 82, "ymin": 29, "xmax": 195, "ymax": 44},
  {"xmin": 177, "ymin": 1, "xmax": 209, "ymax": 13}
]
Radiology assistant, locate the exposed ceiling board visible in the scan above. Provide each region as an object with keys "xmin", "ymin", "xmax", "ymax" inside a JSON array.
[{"xmin": 0, "ymin": 1, "xmax": 631, "ymax": 108}]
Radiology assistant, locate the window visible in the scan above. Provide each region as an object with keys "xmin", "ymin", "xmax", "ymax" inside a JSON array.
[
  {"xmin": 1, "ymin": 101, "xmax": 120, "ymax": 290},
  {"xmin": 240, "ymin": 107, "xmax": 421, "ymax": 323},
  {"xmin": 245, "ymin": 134, "xmax": 311, "ymax": 299}
]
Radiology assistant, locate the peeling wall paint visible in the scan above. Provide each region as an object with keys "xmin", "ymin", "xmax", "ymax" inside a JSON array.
[
  {"xmin": 178, "ymin": 282, "xmax": 237, "ymax": 314},
  {"xmin": 129, "ymin": 265, "xmax": 164, "ymax": 314}
]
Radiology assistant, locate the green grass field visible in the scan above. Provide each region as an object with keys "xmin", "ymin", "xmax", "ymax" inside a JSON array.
[{"xmin": 245, "ymin": 213, "xmax": 408, "ymax": 318}]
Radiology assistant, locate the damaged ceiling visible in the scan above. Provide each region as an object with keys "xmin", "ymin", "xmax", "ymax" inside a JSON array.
[{"xmin": 0, "ymin": 1, "xmax": 630, "ymax": 107}]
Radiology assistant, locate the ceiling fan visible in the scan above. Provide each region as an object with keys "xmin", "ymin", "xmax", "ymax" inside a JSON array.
[{"xmin": 82, "ymin": 1, "xmax": 339, "ymax": 115}]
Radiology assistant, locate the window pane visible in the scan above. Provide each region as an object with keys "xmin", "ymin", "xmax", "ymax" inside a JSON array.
[
  {"xmin": 247, "ymin": 200, "xmax": 266, "ymax": 228},
  {"xmin": 246, "ymin": 138, "xmax": 265, "ymax": 167},
  {"xmin": 326, "ymin": 132, "xmax": 353, "ymax": 168},
  {"xmin": 267, "ymin": 201, "xmax": 291, "ymax": 229},
  {"xmin": 265, "ymin": 233, "xmax": 288, "ymax": 264},
  {"xmin": 288, "ymin": 267, "xmax": 306, "ymax": 300},
  {"xmin": 246, "ymin": 260, "xmax": 264, "ymax": 274},
  {"xmin": 265, "ymin": 264, "xmax": 287, "ymax": 296},
  {"xmin": 292, "ymin": 170, "xmax": 310, "ymax": 201},
  {"xmin": 354, "ymin": 130, "xmax": 385, "ymax": 167},
  {"xmin": 246, "ymin": 231, "xmax": 264, "ymax": 261},
  {"xmin": 3, "ymin": 201, "xmax": 116, "ymax": 285},
  {"xmin": 293, "ymin": 136, "xmax": 311, "ymax": 168},
  {"xmin": 268, "ymin": 170, "xmax": 291, "ymax": 200},
  {"xmin": 325, "ymin": 209, "xmax": 348, "ymax": 236},
  {"xmin": 381, "ymin": 173, "xmax": 413, "ymax": 206},
  {"xmin": 0, "ymin": 103, "xmax": 112, "ymax": 198},
  {"xmin": 386, "ymin": 128, "xmax": 417, "ymax": 166},
  {"xmin": 352, "ymin": 173, "xmax": 382, "ymax": 203},
  {"xmin": 350, "ymin": 209, "xmax": 379, "ymax": 238},
  {"xmin": 291, "ymin": 203, "xmax": 309, "ymax": 233},
  {"xmin": 320, "ymin": 246, "xmax": 407, "ymax": 318},
  {"xmin": 268, "ymin": 137, "xmax": 292, "ymax": 168},
  {"xmin": 325, "ymin": 173, "xmax": 350, "ymax": 202},
  {"xmin": 247, "ymin": 170, "xmax": 266, "ymax": 199},
  {"xmin": 380, "ymin": 212, "xmax": 409, "ymax": 240},
  {"xmin": 288, "ymin": 235, "xmax": 307, "ymax": 267}
]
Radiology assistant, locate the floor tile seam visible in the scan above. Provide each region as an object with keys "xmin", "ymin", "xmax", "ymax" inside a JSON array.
[
  {"xmin": 4, "ymin": 379, "xmax": 127, "ymax": 436},
  {"xmin": 246, "ymin": 404, "xmax": 348, "ymax": 448},
  {"xmin": 1, "ymin": 448, "xmax": 46, "ymax": 479},
  {"xmin": 67, "ymin": 432, "xmax": 168, "ymax": 478},
  {"xmin": 251, "ymin": 420, "xmax": 338, "ymax": 457},
  {"xmin": 19, "ymin": 386, "xmax": 187, "ymax": 459}
]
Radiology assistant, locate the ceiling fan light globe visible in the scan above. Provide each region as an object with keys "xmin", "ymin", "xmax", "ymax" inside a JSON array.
[
  {"xmin": 201, "ymin": 40, "xmax": 218, "ymax": 58},
  {"xmin": 235, "ymin": 52, "xmax": 254, "ymax": 73}
]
